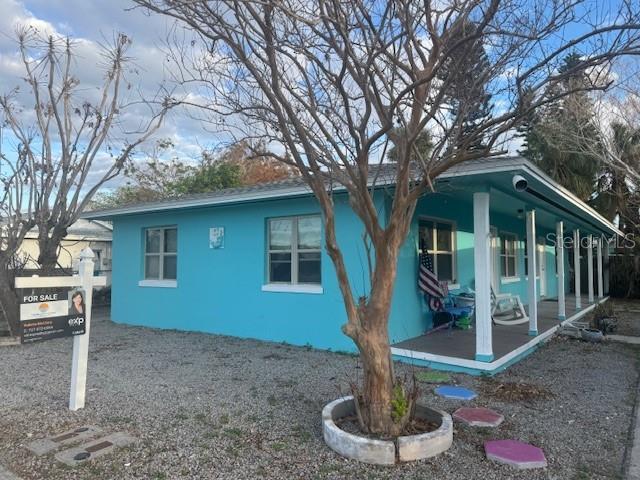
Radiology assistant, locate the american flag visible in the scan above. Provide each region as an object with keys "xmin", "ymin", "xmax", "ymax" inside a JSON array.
[{"xmin": 418, "ymin": 252, "xmax": 444, "ymax": 298}]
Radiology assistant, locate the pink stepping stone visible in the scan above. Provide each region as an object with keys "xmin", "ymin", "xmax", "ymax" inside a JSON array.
[
  {"xmin": 484, "ymin": 440, "xmax": 547, "ymax": 469},
  {"xmin": 453, "ymin": 407, "xmax": 504, "ymax": 427}
]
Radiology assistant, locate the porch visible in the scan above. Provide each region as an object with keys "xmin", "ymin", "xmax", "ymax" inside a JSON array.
[{"xmin": 391, "ymin": 296, "xmax": 606, "ymax": 374}]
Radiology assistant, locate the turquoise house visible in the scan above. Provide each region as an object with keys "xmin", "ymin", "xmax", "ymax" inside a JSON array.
[{"xmin": 85, "ymin": 157, "xmax": 619, "ymax": 374}]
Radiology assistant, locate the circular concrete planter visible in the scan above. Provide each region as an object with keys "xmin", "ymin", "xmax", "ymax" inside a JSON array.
[{"xmin": 322, "ymin": 396, "xmax": 453, "ymax": 465}]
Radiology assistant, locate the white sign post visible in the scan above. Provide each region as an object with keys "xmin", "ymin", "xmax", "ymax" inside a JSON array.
[{"xmin": 15, "ymin": 247, "xmax": 106, "ymax": 411}]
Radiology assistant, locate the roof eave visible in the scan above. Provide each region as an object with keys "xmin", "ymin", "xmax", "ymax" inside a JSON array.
[{"xmin": 83, "ymin": 156, "xmax": 621, "ymax": 236}]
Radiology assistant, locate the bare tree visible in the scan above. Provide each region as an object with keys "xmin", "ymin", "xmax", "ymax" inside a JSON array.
[
  {"xmin": 0, "ymin": 143, "xmax": 36, "ymax": 335},
  {"xmin": 135, "ymin": 0, "xmax": 640, "ymax": 435},
  {"xmin": 0, "ymin": 27, "xmax": 174, "ymax": 334}
]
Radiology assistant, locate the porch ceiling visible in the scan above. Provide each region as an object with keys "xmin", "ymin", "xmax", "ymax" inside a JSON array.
[{"xmin": 436, "ymin": 158, "xmax": 619, "ymax": 237}]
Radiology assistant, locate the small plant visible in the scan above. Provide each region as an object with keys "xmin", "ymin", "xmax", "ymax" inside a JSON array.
[
  {"xmin": 351, "ymin": 375, "xmax": 418, "ymax": 436},
  {"xmin": 391, "ymin": 383, "xmax": 409, "ymax": 422}
]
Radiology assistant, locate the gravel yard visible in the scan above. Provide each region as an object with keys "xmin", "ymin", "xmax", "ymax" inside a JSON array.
[
  {"xmin": 610, "ymin": 299, "xmax": 640, "ymax": 337},
  {"xmin": 1, "ymin": 308, "xmax": 639, "ymax": 480}
]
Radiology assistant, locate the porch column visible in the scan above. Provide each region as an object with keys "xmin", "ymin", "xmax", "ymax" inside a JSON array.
[
  {"xmin": 556, "ymin": 221, "xmax": 566, "ymax": 321},
  {"xmin": 597, "ymin": 237, "xmax": 604, "ymax": 298},
  {"xmin": 473, "ymin": 191, "xmax": 493, "ymax": 362},
  {"xmin": 587, "ymin": 234, "xmax": 594, "ymax": 304},
  {"xmin": 574, "ymin": 229, "xmax": 581, "ymax": 309},
  {"xmin": 526, "ymin": 210, "xmax": 538, "ymax": 336},
  {"xmin": 603, "ymin": 238, "xmax": 610, "ymax": 295}
]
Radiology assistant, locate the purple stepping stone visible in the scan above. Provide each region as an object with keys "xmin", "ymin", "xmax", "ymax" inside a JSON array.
[
  {"xmin": 453, "ymin": 407, "xmax": 504, "ymax": 427},
  {"xmin": 434, "ymin": 385, "xmax": 477, "ymax": 400},
  {"xmin": 484, "ymin": 440, "xmax": 547, "ymax": 469}
]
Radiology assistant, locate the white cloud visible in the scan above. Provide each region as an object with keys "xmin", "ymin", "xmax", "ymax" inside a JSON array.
[{"xmin": 0, "ymin": 0, "xmax": 228, "ymax": 192}]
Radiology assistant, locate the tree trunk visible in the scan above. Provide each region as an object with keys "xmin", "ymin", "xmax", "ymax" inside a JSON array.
[
  {"xmin": 37, "ymin": 236, "xmax": 61, "ymax": 273},
  {"xmin": 351, "ymin": 241, "xmax": 409, "ymax": 437},
  {"xmin": 0, "ymin": 266, "xmax": 19, "ymax": 337},
  {"xmin": 357, "ymin": 324, "xmax": 397, "ymax": 435}
]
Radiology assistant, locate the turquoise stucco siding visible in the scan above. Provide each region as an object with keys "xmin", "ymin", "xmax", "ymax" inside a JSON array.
[
  {"xmin": 111, "ymin": 194, "xmax": 383, "ymax": 353},
  {"xmin": 111, "ymin": 189, "xmax": 568, "ymax": 351}
]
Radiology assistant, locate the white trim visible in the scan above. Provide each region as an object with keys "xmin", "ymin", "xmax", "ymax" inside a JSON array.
[
  {"xmin": 447, "ymin": 283, "xmax": 461, "ymax": 291},
  {"xmin": 261, "ymin": 283, "xmax": 323, "ymax": 294},
  {"xmin": 391, "ymin": 297, "xmax": 610, "ymax": 372},
  {"xmin": 500, "ymin": 276, "xmax": 520, "ymax": 284},
  {"xmin": 138, "ymin": 279, "xmax": 177, "ymax": 288}
]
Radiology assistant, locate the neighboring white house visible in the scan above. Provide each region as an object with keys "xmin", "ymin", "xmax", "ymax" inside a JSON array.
[{"xmin": 10, "ymin": 219, "xmax": 113, "ymax": 285}]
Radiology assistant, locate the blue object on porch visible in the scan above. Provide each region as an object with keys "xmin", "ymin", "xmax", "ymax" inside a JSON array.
[
  {"xmin": 426, "ymin": 284, "xmax": 475, "ymax": 332},
  {"xmin": 434, "ymin": 385, "xmax": 478, "ymax": 401}
]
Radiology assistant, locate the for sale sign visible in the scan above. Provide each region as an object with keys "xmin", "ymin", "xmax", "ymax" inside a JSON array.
[{"xmin": 20, "ymin": 290, "xmax": 86, "ymax": 343}]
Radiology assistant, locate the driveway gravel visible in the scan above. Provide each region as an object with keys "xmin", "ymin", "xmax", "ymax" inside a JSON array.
[{"xmin": 0, "ymin": 307, "xmax": 638, "ymax": 479}]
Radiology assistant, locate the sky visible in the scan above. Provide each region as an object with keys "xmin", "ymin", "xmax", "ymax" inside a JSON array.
[
  {"xmin": 0, "ymin": 0, "xmax": 216, "ymax": 188},
  {"xmin": 0, "ymin": 0, "xmax": 636, "ymax": 193}
]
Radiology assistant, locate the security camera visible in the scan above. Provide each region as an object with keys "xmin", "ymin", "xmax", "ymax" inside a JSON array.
[{"xmin": 512, "ymin": 174, "xmax": 528, "ymax": 192}]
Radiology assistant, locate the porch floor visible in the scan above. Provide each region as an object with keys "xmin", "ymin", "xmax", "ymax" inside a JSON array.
[{"xmin": 392, "ymin": 296, "xmax": 598, "ymax": 361}]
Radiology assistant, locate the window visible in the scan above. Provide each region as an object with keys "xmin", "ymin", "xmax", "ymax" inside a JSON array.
[
  {"xmin": 418, "ymin": 219, "xmax": 456, "ymax": 282},
  {"xmin": 500, "ymin": 233, "xmax": 518, "ymax": 278},
  {"xmin": 144, "ymin": 227, "xmax": 177, "ymax": 280},
  {"xmin": 268, "ymin": 216, "xmax": 321, "ymax": 284}
]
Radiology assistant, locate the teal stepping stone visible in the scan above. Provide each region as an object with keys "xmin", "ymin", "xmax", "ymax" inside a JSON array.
[{"xmin": 434, "ymin": 385, "xmax": 477, "ymax": 400}]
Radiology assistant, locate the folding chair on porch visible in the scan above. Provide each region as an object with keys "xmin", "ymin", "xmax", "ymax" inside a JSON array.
[{"xmin": 491, "ymin": 286, "xmax": 529, "ymax": 326}]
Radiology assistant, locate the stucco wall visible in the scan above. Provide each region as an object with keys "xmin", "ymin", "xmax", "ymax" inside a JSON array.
[
  {"xmin": 111, "ymin": 190, "xmax": 567, "ymax": 351},
  {"xmin": 111, "ymin": 194, "xmax": 382, "ymax": 352}
]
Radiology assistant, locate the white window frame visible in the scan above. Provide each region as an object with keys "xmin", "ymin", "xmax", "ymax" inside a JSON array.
[
  {"xmin": 142, "ymin": 226, "xmax": 177, "ymax": 285},
  {"xmin": 266, "ymin": 215, "xmax": 322, "ymax": 287},
  {"xmin": 499, "ymin": 231, "xmax": 519, "ymax": 280},
  {"xmin": 418, "ymin": 216, "xmax": 457, "ymax": 286}
]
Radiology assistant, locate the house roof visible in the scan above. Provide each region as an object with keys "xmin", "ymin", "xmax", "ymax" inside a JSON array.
[
  {"xmin": 11, "ymin": 219, "xmax": 113, "ymax": 242},
  {"xmin": 82, "ymin": 156, "xmax": 621, "ymax": 236}
]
